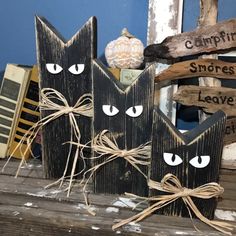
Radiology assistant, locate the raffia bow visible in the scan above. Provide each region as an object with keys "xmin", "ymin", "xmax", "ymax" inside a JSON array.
[
  {"xmin": 2, "ymin": 88, "xmax": 93, "ymax": 196},
  {"xmin": 112, "ymin": 173, "xmax": 234, "ymax": 235},
  {"xmin": 79, "ymin": 130, "xmax": 151, "ymax": 215}
]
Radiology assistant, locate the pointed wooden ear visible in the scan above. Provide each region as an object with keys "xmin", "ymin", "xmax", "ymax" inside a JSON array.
[
  {"xmin": 35, "ymin": 15, "xmax": 65, "ymax": 47},
  {"xmin": 153, "ymin": 106, "xmax": 226, "ymax": 145},
  {"xmin": 185, "ymin": 110, "xmax": 226, "ymax": 143},
  {"xmin": 127, "ymin": 63, "xmax": 156, "ymax": 89},
  {"xmin": 92, "ymin": 59, "xmax": 126, "ymax": 92},
  {"xmin": 67, "ymin": 16, "xmax": 97, "ymax": 59},
  {"xmin": 152, "ymin": 106, "xmax": 186, "ymax": 144}
]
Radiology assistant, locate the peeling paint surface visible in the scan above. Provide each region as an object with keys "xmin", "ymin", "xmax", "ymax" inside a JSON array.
[
  {"xmin": 106, "ymin": 207, "xmax": 119, "ymax": 213},
  {"xmin": 91, "ymin": 226, "xmax": 100, "ymax": 230},
  {"xmin": 112, "ymin": 197, "xmax": 136, "ymax": 208},
  {"xmin": 24, "ymin": 202, "xmax": 33, "ymax": 207},
  {"xmin": 123, "ymin": 222, "xmax": 141, "ymax": 234},
  {"xmin": 215, "ymin": 209, "xmax": 236, "ymax": 221},
  {"xmin": 147, "ymin": 0, "xmax": 183, "ymax": 124}
]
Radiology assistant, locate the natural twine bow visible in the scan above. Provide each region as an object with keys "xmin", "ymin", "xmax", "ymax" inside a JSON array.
[
  {"xmin": 112, "ymin": 173, "xmax": 234, "ymax": 235},
  {"xmin": 2, "ymin": 88, "xmax": 93, "ymax": 196},
  {"xmin": 78, "ymin": 129, "xmax": 151, "ymax": 215}
]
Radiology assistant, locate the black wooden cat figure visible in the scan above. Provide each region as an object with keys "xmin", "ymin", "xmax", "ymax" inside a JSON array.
[
  {"xmin": 35, "ymin": 16, "xmax": 97, "ymax": 178},
  {"xmin": 150, "ymin": 106, "xmax": 226, "ymax": 219},
  {"xmin": 92, "ymin": 59, "xmax": 155, "ymax": 196}
]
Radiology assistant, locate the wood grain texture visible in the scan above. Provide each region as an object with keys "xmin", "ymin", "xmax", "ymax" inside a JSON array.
[
  {"xmin": 150, "ymin": 107, "xmax": 226, "ymax": 219},
  {"xmin": 0, "ymin": 159, "xmax": 236, "ymax": 236},
  {"xmin": 224, "ymin": 117, "xmax": 236, "ymax": 145},
  {"xmin": 147, "ymin": 0, "xmax": 183, "ymax": 124},
  {"xmin": 35, "ymin": 16, "xmax": 97, "ymax": 178},
  {"xmin": 173, "ymin": 85, "xmax": 236, "ymax": 116},
  {"xmin": 144, "ymin": 18, "xmax": 236, "ymax": 60},
  {"xmin": 155, "ymin": 59, "xmax": 236, "ymax": 82},
  {"xmin": 92, "ymin": 59, "xmax": 155, "ymax": 196},
  {"xmin": 198, "ymin": 0, "xmax": 220, "ymax": 123}
]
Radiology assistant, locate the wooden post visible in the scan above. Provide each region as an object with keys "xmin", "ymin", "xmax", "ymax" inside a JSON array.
[
  {"xmin": 198, "ymin": 0, "xmax": 220, "ymax": 122},
  {"xmin": 147, "ymin": 0, "xmax": 183, "ymax": 124}
]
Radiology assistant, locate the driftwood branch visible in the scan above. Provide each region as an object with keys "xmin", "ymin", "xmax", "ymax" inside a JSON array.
[
  {"xmin": 155, "ymin": 58, "xmax": 236, "ymax": 82},
  {"xmin": 144, "ymin": 18, "xmax": 236, "ymax": 60}
]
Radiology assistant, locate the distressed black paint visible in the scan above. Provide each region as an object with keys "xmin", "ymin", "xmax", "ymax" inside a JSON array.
[
  {"xmin": 150, "ymin": 107, "xmax": 226, "ymax": 219},
  {"xmin": 35, "ymin": 16, "xmax": 97, "ymax": 178},
  {"xmin": 92, "ymin": 60, "xmax": 155, "ymax": 196}
]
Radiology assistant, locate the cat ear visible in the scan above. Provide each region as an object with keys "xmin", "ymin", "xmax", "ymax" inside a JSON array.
[
  {"xmin": 35, "ymin": 16, "xmax": 97, "ymax": 62},
  {"xmin": 35, "ymin": 15, "xmax": 65, "ymax": 51},
  {"xmin": 153, "ymin": 106, "xmax": 226, "ymax": 145},
  {"xmin": 92, "ymin": 59, "xmax": 126, "ymax": 93},
  {"xmin": 66, "ymin": 17, "xmax": 97, "ymax": 59}
]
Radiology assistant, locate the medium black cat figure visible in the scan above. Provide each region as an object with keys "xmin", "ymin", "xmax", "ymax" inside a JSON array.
[{"xmin": 92, "ymin": 59, "xmax": 155, "ymax": 196}]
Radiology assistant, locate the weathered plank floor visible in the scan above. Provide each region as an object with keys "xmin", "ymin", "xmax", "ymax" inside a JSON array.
[{"xmin": 0, "ymin": 159, "xmax": 235, "ymax": 236}]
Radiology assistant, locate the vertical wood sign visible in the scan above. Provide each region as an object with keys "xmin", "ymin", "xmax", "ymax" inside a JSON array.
[
  {"xmin": 35, "ymin": 16, "xmax": 97, "ymax": 178},
  {"xmin": 198, "ymin": 0, "xmax": 220, "ymax": 123},
  {"xmin": 92, "ymin": 59, "xmax": 155, "ymax": 196},
  {"xmin": 147, "ymin": 0, "xmax": 183, "ymax": 124},
  {"xmin": 150, "ymin": 107, "xmax": 226, "ymax": 219}
]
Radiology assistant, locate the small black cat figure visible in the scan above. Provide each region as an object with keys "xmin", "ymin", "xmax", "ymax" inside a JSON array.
[
  {"xmin": 150, "ymin": 106, "xmax": 226, "ymax": 219},
  {"xmin": 92, "ymin": 59, "xmax": 155, "ymax": 196},
  {"xmin": 35, "ymin": 16, "xmax": 97, "ymax": 178}
]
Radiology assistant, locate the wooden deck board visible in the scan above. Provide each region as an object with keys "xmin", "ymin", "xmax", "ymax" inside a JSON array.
[{"xmin": 0, "ymin": 159, "xmax": 235, "ymax": 235}]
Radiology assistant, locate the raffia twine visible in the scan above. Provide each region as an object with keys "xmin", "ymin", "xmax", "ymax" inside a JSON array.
[
  {"xmin": 112, "ymin": 173, "xmax": 234, "ymax": 235},
  {"xmin": 2, "ymin": 88, "xmax": 93, "ymax": 196},
  {"xmin": 77, "ymin": 129, "xmax": 151, "ymax": 215}
]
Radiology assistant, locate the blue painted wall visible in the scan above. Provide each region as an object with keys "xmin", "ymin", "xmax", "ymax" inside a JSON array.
[
  {"xmin": 0, "ymin": 0, "xmax": 148, "ymax": 71},
  {"xmin": 0, "ymin": 0, "xmax": 235, "ymax": 71},
  {"xmin": 0, "ymin": 0, "xmax": 235, "ymax": 129}
]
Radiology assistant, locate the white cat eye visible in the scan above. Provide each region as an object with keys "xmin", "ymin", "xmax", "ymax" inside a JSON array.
[
  {"xmin": 189, "ymin": 155, "xmax": 210, "ymax": 168},
  {"xmin": 125, "ymin": 105, "xmax": 143, "ymax": 118},
  {"xmin": 102, "ymin": 105, "xmax": 119, "ymax": 116},
  {"xmin": 68, "ymin": 64, "xmax": 85, "ymax": 75},
  {"xmin": 46, "ymin": 63, "xmax": 63, "ymax": 74},
  {"xmin": 163, "ymin": 153, "xmax": 183, "ymax": 166}
]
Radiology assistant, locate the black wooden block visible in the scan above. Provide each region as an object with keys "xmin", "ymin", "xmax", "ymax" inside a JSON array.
[
  {"xmin": 92, "ymin": 59, "xmax": 155, "ymax": 196},
  {"xmin": 35, "ymin": 16, "xmax": 97, "ymax": 178},
  {"xmin": 150, "ymin": 107, "xmax": 226, "ymax": 219}
]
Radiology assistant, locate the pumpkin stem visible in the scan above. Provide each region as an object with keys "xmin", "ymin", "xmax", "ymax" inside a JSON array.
[{"xmin": 121, "ymin": 28, "xmax": 135, "ymax": 38}]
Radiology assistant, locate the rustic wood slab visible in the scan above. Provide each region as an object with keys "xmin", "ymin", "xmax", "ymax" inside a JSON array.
[
  {"xmin": 224, "ymin": 117, "xmax": 236, "ymax": 145},
  {"xmin": 0, "ymin": 159, "xmax": 235, "ymax": 236},
  {"xmin": 173, "ymin": 85, "xmax": 236, "ymax": 116},
  {"xmin": 35, "ymin": 16, "xmax": 97, "ymax": 179},
  {"xmin": 155, "ymin": 59, "xmax": 236, "ymax": 82},
  {"xmin": 144, "ymin": 18, "xmax": 236, "ymax": 60},
  {"xmin": 92, "ymin": 60, "xmax": 155, "ymax": 196},
  {"xmin": 150, "ymin": 107, "xmax": 226, "ymax": 219}
]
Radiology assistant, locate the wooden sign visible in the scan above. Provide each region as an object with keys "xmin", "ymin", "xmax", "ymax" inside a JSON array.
[
  {"xmin": 92, "ymin": 59, "xmax": 155, "ymax": 196},
  {"xmin": 35, "ymin": 16, "xmax": 97, "ymax": 178},
  {"xmin": 144, "ymin": 18, "xmax": 236, "ymax": 60},
  {"xmin": 173, "ymin": 85, "xmax": 236, "ymax": 116},
  {"xmin": 155, "ymin": 59, "xmax": 236, "ymax": 82},
  {"xmin": 224, "ymin": 117, "xmax": 236, "ymax": 145},
  {"xmin": 150, "ymin": 106, "xmax": 226, "ymax": 219}
]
